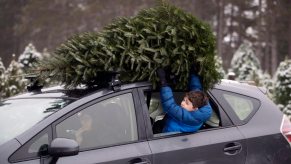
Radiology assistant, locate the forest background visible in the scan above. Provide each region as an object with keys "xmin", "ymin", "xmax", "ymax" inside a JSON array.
[
  {"xmin": 0, "ymin": 0, "xmax": 291, "ymax": 118},
  {"xmin": 1, "ymin": 0, "xmax": 291, "ymax": 73}
]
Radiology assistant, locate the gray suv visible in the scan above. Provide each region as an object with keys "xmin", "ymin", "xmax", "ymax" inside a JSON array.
[{"xmin": 0, "ymin": 79, "xmax": 291, "ymax": 164}]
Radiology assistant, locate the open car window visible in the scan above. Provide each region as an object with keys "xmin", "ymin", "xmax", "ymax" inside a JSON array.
[{"xmin": 144, "ymin": 91, "xmax": 221, "ymax": 137}]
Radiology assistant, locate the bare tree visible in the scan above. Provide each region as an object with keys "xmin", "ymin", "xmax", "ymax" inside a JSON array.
[{"xmin": 217, "ymin": 0, "xmax": 225, "ymax": 62}]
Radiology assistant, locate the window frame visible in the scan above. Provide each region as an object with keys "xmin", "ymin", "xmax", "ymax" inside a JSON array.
[
  {"xmin": 137, "ymin": 87, "xmax": 154, "ymax": 138},
  {"xmin": 207, "ymin": 91, "xmax": 233, "ymax": 128},
  {"xmin": 210, "ymin": 88, "xmax": 261, "ymax": 126},
  {"xmin": 51, "ymin": 88, "xmax": 146, "ymax": 151}
]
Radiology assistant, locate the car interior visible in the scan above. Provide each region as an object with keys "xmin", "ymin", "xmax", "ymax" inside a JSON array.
[{"xmin": 147, "ymin": 92, "xmax": 221, "ymax": 137}]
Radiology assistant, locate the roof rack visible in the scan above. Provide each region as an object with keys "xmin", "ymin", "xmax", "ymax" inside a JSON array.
[
  {"xmin": 108, "ymin": 72, "xmax": 121, "ymax": 91},
  {"xmin": 24, "ymin": 71, "xmax": 122, "ymax": 92},
  {"xmin": 239, "ymin": 80, "xmax": 256, "ymax": 86},
  {"xmin": 25, "ymin": 74, "xmax": 43, "ymax": 92}
]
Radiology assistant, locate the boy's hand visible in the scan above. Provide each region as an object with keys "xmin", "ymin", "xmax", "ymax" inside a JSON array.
[
  {"xmin": 190, "ymin": 63, "xmax": 200, "ymax": 75},
  {"xmin": 156, "ymin": 68, "xmax": 167, "ymax": 86}
]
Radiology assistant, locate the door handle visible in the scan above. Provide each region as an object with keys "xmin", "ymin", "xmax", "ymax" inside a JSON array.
[
  {"xmin": 133, "ymin": 162, "xmax": 150, "ymax": 164},
  {"xmin": 130, "ymin": 158, "xmax": 151, "ymax": 164},
  {"xmin": 223, "ymin": 142, "xmax": 242, "ymax": 155}
]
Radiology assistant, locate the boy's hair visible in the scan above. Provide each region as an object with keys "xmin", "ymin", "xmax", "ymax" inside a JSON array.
[{"xmin": 186, "ymin": 90, "xmax": 208, "ymax": 108}]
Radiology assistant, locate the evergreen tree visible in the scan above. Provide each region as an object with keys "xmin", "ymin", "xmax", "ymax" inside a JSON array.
[
  {"xmin": 261, "ymin": 72, "xmax": 274, "ymax": 96},
  {"xmin": 42, "ymin": 48, "xmax": 50, "ymax": 58},
  {"xmin": 4, "ymin": 54, "xmax": 25, "ymax": 98},
  {"xmin": 214, "ymin": 55, "xmax": 225, "ymax": 78},
  {"xmin": 273, "ymin": 59, "xmax": 291, "ymax": 118},
  {"xmin": 39, "ymin": 2, "xmax": 222, "ymax": 91},
  {"xmin": 230, "ymin": 41, "xmax": 262, "ymax": 83},
  {"xmin": 230, "ymin": 41, "xmax": 274, "ymax": 89},
  {"xmin": 18, "ymin": 43, "xmax": 41, "ymax": 72},
  {"xmin": 39, "ymin": 48, "xmax": 59, "ymax": 87},
  {"xmin": 216, "ymin": 0, "xmax": 262, "ymax": 69},
  {"xmin": 0, "ymin": 57, "xmax": 6, "ymax": 99}
]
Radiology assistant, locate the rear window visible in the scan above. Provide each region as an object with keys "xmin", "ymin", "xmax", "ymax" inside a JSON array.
[
  {"xmin": 211, "ymin": 89, "xmax": 260, "ymax": 124},
  {"xmin": 223, "ymin": 94, "xmax": 255, "ymax": 120},
  {"xmin": 0, "ymin": 98, "xmax": 72, "ymax": 146}
]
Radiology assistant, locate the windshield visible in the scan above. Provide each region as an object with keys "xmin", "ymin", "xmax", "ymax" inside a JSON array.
[{"xmin": 0, "ymin": 98, "xmax": 72, "ymax": 146}]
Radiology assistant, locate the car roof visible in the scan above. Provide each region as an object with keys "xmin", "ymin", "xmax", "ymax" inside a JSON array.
[
  {"xmin": 6, "ymin": 79, "xmax": 264, "ymax": 101},
  {"xmin": 213, "ymin": 79, "xmax": 265, "ymax": 97},
  {"xmin": 7, "ymin": 81, "xmax": 152, "ymax": 100}
]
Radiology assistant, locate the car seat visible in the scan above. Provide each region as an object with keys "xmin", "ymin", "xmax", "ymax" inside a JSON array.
[{"xmin": 205, "ymin": 110, "xmax": 220, "ymax": 127}]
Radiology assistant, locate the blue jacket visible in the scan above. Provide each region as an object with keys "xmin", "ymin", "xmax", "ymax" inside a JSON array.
[{"xmin": 161, "ymin": 74, "xmax": 212, "ymax": 133}]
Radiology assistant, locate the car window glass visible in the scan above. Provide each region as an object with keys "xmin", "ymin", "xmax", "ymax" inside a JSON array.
[
  {"xmin": 9, "ymin": 127, "xmax": 52, "ymax": 163},
  {"xmin": 28, "ymin": 133, "xmax": 49, "ymax": 153},
  {"xmin": 211, "ymin": 89, "xmax": 261, "ymax": 125},
  {"xmin": 56, "ymin": 93, "xmax": 138, "ymax": 150},
  {"xmin": 223, "ymin": 94, "xmax": 254, "ymax": 120}
]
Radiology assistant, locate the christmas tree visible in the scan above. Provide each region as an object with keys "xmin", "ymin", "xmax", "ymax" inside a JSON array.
[
  {"xmin": 230, "ymin": 41, "xmax": 261, "ymax": 81},
  {"xmin": 214, "ymin": 55, "xmax": 225, "ymax": 78},
  {"xmin": 260, "ymin": 72, "xmax": 274, "ymax": 96},
  {"xmin": 18, "ymin": 43, "xmax": 42, "ymax": 72},
  {"xmin": 0, "ymin": 57, "xmax": 6, "ymax": 99},
  {"xmin": 39, "ymin": 1, "xmax": 221, "ymax": 91},
  {"xmin": 273, "ymin": 59, "xmax": 291, "ymax": 119},
  {"xmin": 4, "ymin": 55, "xmax": 25, "ymax": 98}
]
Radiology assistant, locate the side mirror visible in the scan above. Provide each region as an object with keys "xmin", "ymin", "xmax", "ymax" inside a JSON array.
[
  {"xmin": 48, "ymin": 138, "xmax": 79, "ymax": 157},
  {"xmin": 41, "ymin": 138, "xmax": 79, "ymax": 164}
]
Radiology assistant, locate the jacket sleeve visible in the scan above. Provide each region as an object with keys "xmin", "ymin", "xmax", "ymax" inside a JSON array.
[
  {"xmin": 189, "ymin": 74, "xmax": 202, "ymax": 91},
  {"xmin": 189, "ymin": 74, "xmax": 212, "ymax": 121},
  {"xmin": 160, "ymin": 86, "xmax": 210, "ymax": 125}
]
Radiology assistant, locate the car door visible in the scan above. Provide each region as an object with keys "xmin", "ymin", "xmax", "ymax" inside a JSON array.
[
  {"xmin": 210, "ymin": 88, "xmax": 291, "ymax": 164},
  {"xmin": 139, "ymin": 88, "xmax": 247, "ymax": 164},
  {"xmin": 51, "ymin": 89, "xmax": 151, "ymax": 164}
]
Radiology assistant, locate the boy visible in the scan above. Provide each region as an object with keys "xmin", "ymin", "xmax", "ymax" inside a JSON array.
[{"xmin": 156, "ymin": 66, "xmax": 212, "ymax": 133}]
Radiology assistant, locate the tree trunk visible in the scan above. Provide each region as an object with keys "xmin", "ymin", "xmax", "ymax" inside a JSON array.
[
  {"xmin": 217, "ymin": 0, "xmax": 225, "ymax": 66},
  {"xmin": 256, "ymin": 0, "xmax": 264, "ymax": 70},
  {"xmin": 228, "ymin": 3, "xmax": 234, "ymax": 49},
  {"xmin": 270, "ymin": 0, "xmax": 277, "ymax": 75},
  {"xmin": 265, "ymin": 0, "xmax": 277, "ymax": 75},
  {"xmin": 289, "ymin": 20, "xmax": 291, "ymax": 59},
  {"xmin": 271, "ymin": 34, "xmax": 278, "ymax": 75}
]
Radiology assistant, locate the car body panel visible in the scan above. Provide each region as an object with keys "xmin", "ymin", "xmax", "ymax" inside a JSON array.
[
  {"xmin": 13, "ymin": 142, "xmax": 152, "ymax": 164},
  {"xmin": 213, "ymin": 80, "xmax": 291, "ymax": 163},
  {"xmin": 0, "ymin": 139, "xmax": 21, "ymax": 164},
  {"xmin": 148, "ymin": 127, "xmax": 246, "ymax": 164},
  {"xmin": 214, "ymin": 80, "xmax": 263, "ymax": 98},
  {"xmin": 237, "ymin": 96, "xmax": 291, "ymax": 163}
]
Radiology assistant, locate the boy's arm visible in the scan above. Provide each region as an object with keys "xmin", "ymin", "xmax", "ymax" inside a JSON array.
[
  {"xmin": 160, "ymin": 86, "xmax": 210, "ymax": 125},
  {"xmin": 189, "ymin": 74, "xmax": 202, "ymax": 91}
]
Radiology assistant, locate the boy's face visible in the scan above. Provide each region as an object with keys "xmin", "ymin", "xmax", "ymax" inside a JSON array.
[{"xmin": 181, "ymin": 96, "xmax": 195, "ymax": 111}]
